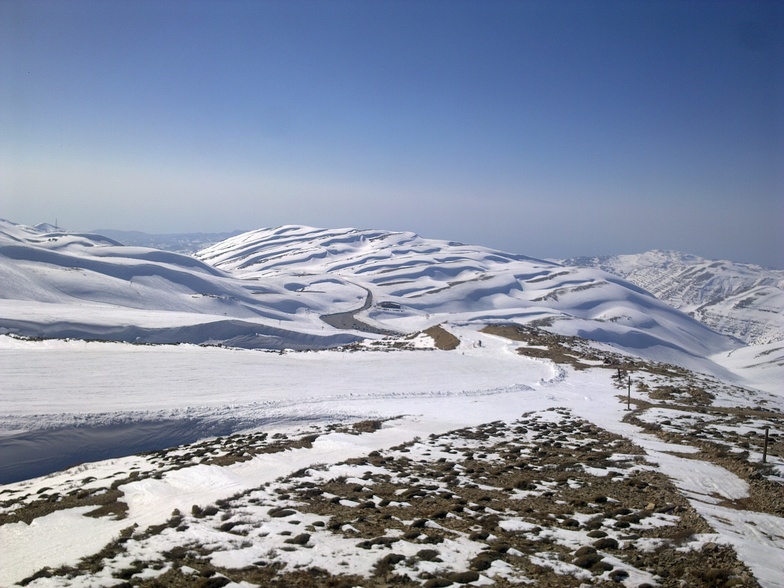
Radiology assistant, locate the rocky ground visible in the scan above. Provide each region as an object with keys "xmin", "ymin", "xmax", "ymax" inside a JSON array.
[
  {"xmin": 6, "ymin": 408, "xmax": 771, "ymax": 588},
  {"xmin": 2, "ymin": 325, "xmax": 782, "ymax": 587}
]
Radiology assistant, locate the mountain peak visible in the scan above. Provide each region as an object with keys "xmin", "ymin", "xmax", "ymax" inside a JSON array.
[{"xmin": 33, "ymin": 222, "xmax": 62, "ymax": 233}]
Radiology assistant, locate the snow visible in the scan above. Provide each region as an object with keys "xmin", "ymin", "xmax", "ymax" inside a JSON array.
[
  {"xmin": 0, "ymin": 328, "xmax": 549, "ymax": 430},
  {"xmin": 647, "ymin": 450, "xmax": 750, "ymax": 503},
  {"xmin": 0, "ymin": 506, "xmax": 128, "ymax": 583},
  {"xmin": 2, "ymin": 336, "xmax": 782, "ymax": 586},
  {"xmin": 566, "ymin": 249, "xmax": 784, "ymax": 345},
  {"xmin": 695, "ymin": 505, "xmax": 784, "ymax": 588},
  {"xmin": 1, "ymin": 220, "xmax": 783, "ymax": 587},
  {"xmin": 713, "ymin": 341, "xmax": 784, "ymax": 396}
]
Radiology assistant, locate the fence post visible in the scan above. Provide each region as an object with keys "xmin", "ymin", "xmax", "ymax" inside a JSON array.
[{"xmin": 762, "ymin": 426, "xmax": 770, "ymax": 463}]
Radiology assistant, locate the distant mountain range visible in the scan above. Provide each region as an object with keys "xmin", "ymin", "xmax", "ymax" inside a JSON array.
[
  {"xmin": 85, "ymin": 228, "xmax": 784, "ymax": 345},
  {"xmin": 564, "ymin": 250, "xmax": 784, "ymax": 345},
  {"xmin": 100, "ymin": 230, "xmax": 783, "ymax": 345},
  {"xmin": 0, "ymin": 220, "xmax": 735, "ymax": 370},
  {"xmin": 196, "ymin": 225, "xmax": 734, "ymax": 368},
  {"xmin": 91, "ymin": 228, "xmax": 245, "ymax": 254}
]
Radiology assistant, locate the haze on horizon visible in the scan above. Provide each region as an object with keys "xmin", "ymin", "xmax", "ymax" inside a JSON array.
[{"xmin": 1, "ymin": 0, "xmax": 782, "ymax": 268}]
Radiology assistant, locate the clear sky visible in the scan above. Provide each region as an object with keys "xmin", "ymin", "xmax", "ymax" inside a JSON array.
[{"xmin": 1, "ymin": 0, "xmax": 782, "ymax": 267}]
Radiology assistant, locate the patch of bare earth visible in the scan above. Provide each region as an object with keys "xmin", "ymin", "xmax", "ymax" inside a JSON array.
[
  {"xmin": 485, "ymin": 323, "xmax": 783, "ymax": 518},
  {"xmin": 481, "ymin": 324, "xmax": 599, "ymax": 369},
  {"xmin": 423, "ymin": 324, "xmax": 461, "ymax": 351}
]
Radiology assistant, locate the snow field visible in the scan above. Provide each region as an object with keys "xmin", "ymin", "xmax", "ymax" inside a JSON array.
[
  {"xmin": 0, "ymin": 327, "xmax": 551, "ymax": 428},
  {"xmin": 1, "ymin": 332, "xmax": 783, "ymax": 586}
]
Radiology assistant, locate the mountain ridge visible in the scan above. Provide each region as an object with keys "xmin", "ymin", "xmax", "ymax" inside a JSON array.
[
  {"xmin": 564, "ymin": 249, "xmax": 784, "ymax": 345},
  {"xmin": 196, "ymin": 225, "xmax": 737, "ymax": 371},
  {"xmin": 0, "ymin": 220, "xmax": 745, "ymax": 372},
  {"xmin": 71, "ymin": 224, "xmax": 783, "ymax": 348}
]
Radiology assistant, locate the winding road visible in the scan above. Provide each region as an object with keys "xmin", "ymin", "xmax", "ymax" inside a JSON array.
[{"xmin": 319, "ymin": 284, "xmax": 399, "ymax": 335}]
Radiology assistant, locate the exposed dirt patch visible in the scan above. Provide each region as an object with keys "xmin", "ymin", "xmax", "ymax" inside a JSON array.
[
  {"xmin": 423, "ymin": 324, "xmax": 460, "ymax": 351},
  {"xmin": 1, "ymin": 482, "xmax": 131, "ymax": 526},
  {"xmin": 481, "ymin": 324, "xmax": 597, "ymax": 369}
]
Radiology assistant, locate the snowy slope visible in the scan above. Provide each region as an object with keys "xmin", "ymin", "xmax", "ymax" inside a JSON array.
[
  {"xmin": 0, "ymin": 220, "xmax": 739, "ymax": 365},
  {"xmin": 712, "ymin": 340, "xmax": 784, "ymax": 396},
  {"xmin": 1, "ymin": 325, "xmax": 782, "ymax": 587},
  {"xmin": 0, "ymin": 219, "xmax": 361, "ymax": 349},
  {"xmin": 564, "ymin": 250, "xmax": 784, "ymax": 345},
  {"xmin": 198, "ymin": 226, "xmax": 738, "ymax": 367}
]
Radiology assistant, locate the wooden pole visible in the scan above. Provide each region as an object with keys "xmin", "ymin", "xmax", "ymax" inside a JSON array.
[
  {"xmin": 626, "ymin": 376, "xmax": 631, "ymax": 411},
  {"xmin": 762, "ymin": 426, "xmax": 769, "ymax": 463}
]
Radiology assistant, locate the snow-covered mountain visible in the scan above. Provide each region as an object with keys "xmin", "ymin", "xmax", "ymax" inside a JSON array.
[
  {"xmin": 0, "ymin": 219, "xmax": 359, "ymax": 349},
  {"xmin": 564, "ymin": 250, "xmax": 784, "ymax": 345},
  {"xmin": 0, "ymin": 221, "xmax": 744, "ymax": 369},
  {"xmin": 197, "ymin": 225, "xmax": 736, "ymax": 367}
]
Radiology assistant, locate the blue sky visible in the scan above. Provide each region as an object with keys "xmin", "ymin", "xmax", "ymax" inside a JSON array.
[{"xmin": 1, "ymin": 0, "xmax": 782, "ymax": 267}]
